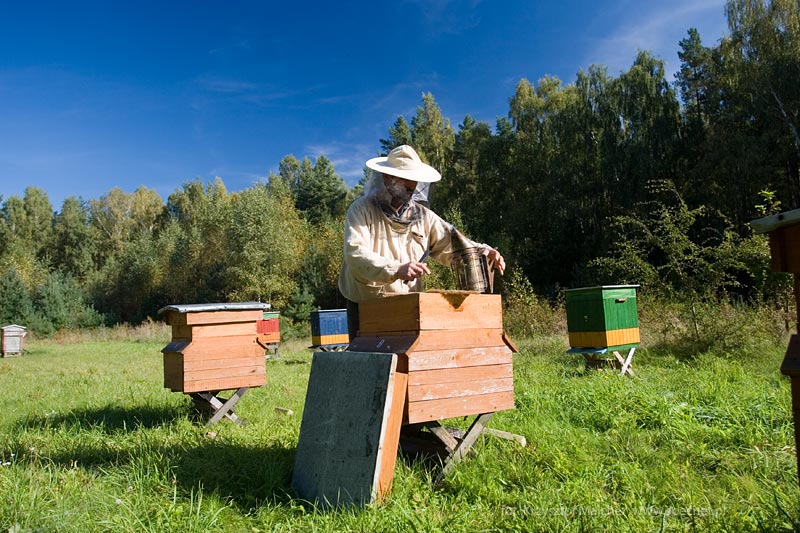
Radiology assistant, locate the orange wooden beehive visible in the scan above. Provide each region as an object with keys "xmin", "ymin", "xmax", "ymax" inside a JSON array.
[
  {"xmin": 349, "ymin": 291, "xmax": 516, "ymax": 425},
  {"xmin": 159, "ymin": 302, "xmax": 268, "ymax": 393}
]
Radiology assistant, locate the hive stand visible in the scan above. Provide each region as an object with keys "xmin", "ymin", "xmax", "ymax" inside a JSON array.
[
  {"xmin": 566, "ymin": 346, "xmax": 636, "ymax": 376},
  {"xmin": 158, "ymin": 302, "xmax": 269, "ymax": 426},
  {"xmin": 751, "ymin": 208, "xmax": 800, "ymax": 486},
  {"xmin": 564, "ymin": 285, "xmax": 640, "ymax": 377},
  {"xmin": 349, "ymin": 291, "xmax": 519, "ymax": 485}
]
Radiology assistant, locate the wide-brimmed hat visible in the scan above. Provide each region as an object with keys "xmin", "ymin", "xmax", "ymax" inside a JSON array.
[{"xmin": 365, "ymin": 145, "xmax": 441, "ymax": 183}]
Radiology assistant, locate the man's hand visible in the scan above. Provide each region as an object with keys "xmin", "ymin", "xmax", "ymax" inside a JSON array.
[
  {"xmin": 397, "ymin": 261, "xmax": 431, "ymax": 282},
  {"xmin": 484, "ymin": 248, "xmax": 506, "ymax": 275}
]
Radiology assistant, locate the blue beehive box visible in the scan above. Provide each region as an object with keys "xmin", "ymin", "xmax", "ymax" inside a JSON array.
[{"xmin": 311, "ymin": 309, "xmax": 348, "ymax": 346}]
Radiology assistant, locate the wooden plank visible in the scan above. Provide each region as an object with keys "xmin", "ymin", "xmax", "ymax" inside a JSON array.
[
  {"xmin": 170, "ymin": 322, "xmax": 257, "ymax": 340},
  {"xmin": 358, "ymin": 296, "xmax": 421, "ymax": 333},
  {"xmin": 183, "ymin": 364, "xmax": 265, "ymax": 382},
  {"xmin": 407, "ymin": 364, "xmax": 513, "ymax": 386},
  {"xmin": 163, "ymin": 353, "xmax": 184, "ymax": 391},
  {"xmin": 408, "ymin": 377, "xmax": 514, "ymax": 402},
  {"xmin": 182, "ymin": 374, "xmax": 266, "ymax": 393},
  {"xmin": 347, "ymin": 335, "xmax": 419, "ymax": 354},
  {"xmin": 782, "ymin": 335, "xmax": 800, "ymax": 377},
  {"xmin": 163, "ymin": 345, "xmax": 263, "ymax": 363},
  {"xmin": 358, "ymin": 293, "xmax": 503, "ymax": 334},
  {"xmin": 342, "ymin": 329, "xmax": 512, "ymax": 354},
  {"xmin": 164, "ymin": 309, "xmax": 263, "ymax": 326},
  {"xmin": 405, "ymin": 346, "xmax": 513, "ymax": 372},
  {"xmin": 205, "ymin": 387, "xmax": 249, "ymax": 425},
  {"xmin": 405, "ymin": 390, "xmax": 515, "ymax": 424},
  {"xmin": 417, "ymin": 293, "xmax": 502, "ymax": 331},
  {"xmin": 312, "ymin": 334, "xmax": 350, "ymax": 346},
  {"xmin": 434, "ymin": 412, "xmax": 494, "ymax": 485},
  {"xmin": 291, "ymin": 352, "xmax": 401, "ymax": 508},
  {"xmin": 377, "ymin": 371, "xmax": 407, "ymax": 501},
  {"xmin": 769, "ymin": 224, "xmax": 800, "ymax": 273},
  {"xmin": 257, "ymin": 332, "xmax": 281, "ymax": 344},
  {"xmin": 568, "ymin": 327, "xmax": 640, "ymax": 349},
  {"xmin": 484, "ymin": 428, "xmax": 527, "ymax": 447},
  {"xmin": 179, "ymin": 356, "xmax": 265, "ymax": 372},
  {"xmin": 162, "ymin": 336, "xmax": 261, "ymax": 358},
  {"xmin": 410, "ymin": 329, "xmax": 508, "ymax": 351},
  {"xmin": 751, "ymin": 207, "xmax": 800, "ymax": 233}
]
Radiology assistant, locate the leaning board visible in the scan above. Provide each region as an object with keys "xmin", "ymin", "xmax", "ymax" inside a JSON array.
[{"xmin": 291, "ymin": 351, "xmax": 406, "ymax": 508}]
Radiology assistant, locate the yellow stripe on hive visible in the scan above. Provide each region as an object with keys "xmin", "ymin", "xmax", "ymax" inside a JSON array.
[
  {"xmin": 312, "ymin": 334, "xmax": 350, "ymax": 346},
  {"xmin": 568, "ymin": 327, "xmax": 640, "ymax": 348}
]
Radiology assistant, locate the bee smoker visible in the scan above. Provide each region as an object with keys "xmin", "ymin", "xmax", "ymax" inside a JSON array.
[{"xmin": 450, "ymin": 227, "xmax": 494, "ymax": 293}]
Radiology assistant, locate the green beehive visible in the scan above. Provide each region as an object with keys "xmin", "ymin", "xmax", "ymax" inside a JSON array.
[{"xmin": 565, "ymin": 285, "xmax": 640, "ymax": 350}]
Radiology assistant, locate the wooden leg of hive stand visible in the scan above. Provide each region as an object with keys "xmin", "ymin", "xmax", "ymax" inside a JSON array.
[
  {"xmin": 424, "ymin": 421, "xmax": 459, "ymax": 452},
  {"xmin": 614, "ymin": 348, "xmax": 635, "ymax": 376},
  {"xmin": 484, "ymin": 428, "xmax": 527, "ymax": 447},
  {"xmin": 434, "ymin": 412, "xmax": 494, "ymax": 486},
  {"xmin": 194, "ymin": 387, "xmax": 249, "ymax": 426}
]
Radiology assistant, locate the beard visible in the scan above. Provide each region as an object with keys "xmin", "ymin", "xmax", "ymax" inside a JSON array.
[
  {"xmin": 367, "ymin": 173, "xmax": 423, "ymax": 226},
  {"xmin": 384, "ymin": 177, "xmax": 415, "ymax": 207}
]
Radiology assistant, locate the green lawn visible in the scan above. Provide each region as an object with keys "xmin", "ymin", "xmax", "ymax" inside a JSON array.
[{"xmin": 1, "ymin": 333, "xmax": 798, "ymax": 532}]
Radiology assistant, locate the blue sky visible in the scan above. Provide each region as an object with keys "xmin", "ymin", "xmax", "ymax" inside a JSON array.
[{"xmin": 1, "ymin": 0, "xmax": 730, "ymax": 210}]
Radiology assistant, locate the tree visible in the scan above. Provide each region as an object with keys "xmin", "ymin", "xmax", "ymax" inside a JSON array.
[
  {"xmin": 294, "ymin": 155, "xmax": 348, "ymax": 224},
  {"xmin": 225, "ymin": 183, "xmax": 308, "ymax": 307},
  {"xmin": 52, "ymin": 196, "xmax": 96, "ymax": 281},
  {"xmin": 380, "ymin": 116, "xmax": 413, "ymax": 154},
  {"xmin": 677, "ymin": 28, "xmax": 713, "ymax": 128},
  {"xmin": 411, "ymin": 92, "xmax": 455, "ymax": 176},
  {"xmin": 162, "ymin": 179, "xmax": 231, "ymax": 304},
  {"xmin": 725, "ymin": 0, "xmax": 800, "ymax": 206},
  {"xmin": 90, "ymin": 186, "xmax": 163, "ymax": 261},
  {"xmin": 0, "ymin": 268, "xmax": 34, "ymax": 325}
]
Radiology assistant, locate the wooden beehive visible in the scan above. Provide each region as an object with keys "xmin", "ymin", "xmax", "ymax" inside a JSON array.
[
  {"xmin": 1, "ymin": 324, "xmax": 26, "ymax": 356},
  {"xmin": 349, "ymin": 291, "xmax": 516, "ymax": 425},
  {"xmin": 257, "ymin": 311, "xmax": 281, "ymax": 345},
  {"xmin": 752, "ymin": 208, "xmax": 800, "ymax": 274},
  {"xmin": 159, "ymin": 302, "xmax": 268, "ymax": 393},
  {"xmin": 310, "ymin": 309, "xmax": 349, "ymax": 346},
  {"xmin": 565, "ymin": 285, "xmax": 640, "ymax": 350}
]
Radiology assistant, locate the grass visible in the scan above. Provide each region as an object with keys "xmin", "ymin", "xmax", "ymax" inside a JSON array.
[{"xmin": 1, "ymin": 327, "xmax": 799, "ymax": 532}]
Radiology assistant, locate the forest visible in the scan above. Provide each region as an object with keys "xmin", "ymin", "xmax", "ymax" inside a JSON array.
[{"xmin": 0, "ymin": 0, "xmax": 798, "ymax": 336}]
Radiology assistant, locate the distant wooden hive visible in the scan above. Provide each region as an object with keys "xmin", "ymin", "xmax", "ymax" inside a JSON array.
[
  {"xmin": 159, "ymin": 303, "xmax": 268, "ymax": 393},
  {"xmin": 257, "ymin": 311, "xmax": 281, "ymax": 345},
  {"xmin": 310, "ymin": 309, "xmax": 349, "ymax": 346},
  {"xmin": 349, "ymin": 292, "xmax": 516, "ymax": 425},
  {"xmin": 1, "ymin": 324, "xmax": 27, "ymax": 356},
  {"xmin": 565, "ymin": 285, "xmax": 640, "ymax": 350}
]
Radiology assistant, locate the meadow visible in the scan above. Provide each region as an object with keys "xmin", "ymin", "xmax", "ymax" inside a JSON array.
[{"xmin": 1, "ymin": 317, "xmax": 799, "ymax": 532}]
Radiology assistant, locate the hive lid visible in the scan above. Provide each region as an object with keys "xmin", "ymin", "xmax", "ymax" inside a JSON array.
[
  {"xmin": 564, "ymin": 284, "xmax": 640, "ymax": 293},
  {"xmin": 157, "ymin": 302, "xmax": 270, "ymax": 315},
  {"xmin": 751, "ymin": 208, "xmax": 800, "ymax": 234}
]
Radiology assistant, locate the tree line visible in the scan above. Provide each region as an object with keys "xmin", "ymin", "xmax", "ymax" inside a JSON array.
[{"xmin": 0, "ymin": 0, "xmax": 797, "ymax": 334}]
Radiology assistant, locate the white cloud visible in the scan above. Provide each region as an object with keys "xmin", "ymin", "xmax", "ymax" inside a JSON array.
[
  {"xmin": 304, "ymin": 142, "xmax": 373, "ymax": 186},
  {"xmin": 585, "ymin": 0, "xmax": 728, "ymax": 79}
]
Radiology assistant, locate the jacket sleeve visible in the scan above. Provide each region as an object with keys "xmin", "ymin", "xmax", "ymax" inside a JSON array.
[
  {"xmin": 343, "ymin": 201, "xmax": 400, "ymax": 284},
  {"xmin": 425, "ymin": 210, "xmax": 490, "ymax": 267}
]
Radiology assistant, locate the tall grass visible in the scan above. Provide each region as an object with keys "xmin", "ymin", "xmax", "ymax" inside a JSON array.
[{"xmin": 1, "ymin": 306, "xmax": 798, "ymax": 531}]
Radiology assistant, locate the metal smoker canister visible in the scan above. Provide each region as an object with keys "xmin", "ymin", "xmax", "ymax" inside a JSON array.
[{"xmin": 450, "ymin": 227, "xmax": 493, "ymax": 293}]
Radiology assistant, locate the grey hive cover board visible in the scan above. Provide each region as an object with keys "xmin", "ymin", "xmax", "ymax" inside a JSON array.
[{"xmin": 291, "ymin": 351, "xmax": 399, "ymax": 508}]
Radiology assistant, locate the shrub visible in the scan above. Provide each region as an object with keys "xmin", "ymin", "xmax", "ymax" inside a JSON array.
[{"xmin": 502, "ymin": 267, "xmax": 565, "ymax": 338}]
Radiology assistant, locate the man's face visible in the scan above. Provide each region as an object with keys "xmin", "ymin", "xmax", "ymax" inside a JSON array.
[{"xmin": 383, "ymin": 174, "xmax": 417, "ymax": 207}]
